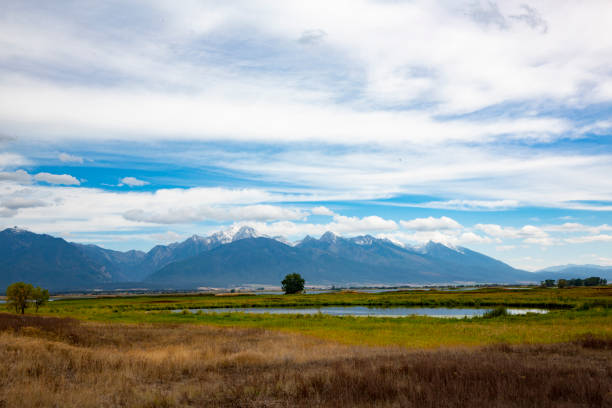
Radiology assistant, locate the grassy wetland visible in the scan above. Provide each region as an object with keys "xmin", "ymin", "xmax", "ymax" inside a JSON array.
[{"xmin": 2, "ymin": 286, "xmax": 612, "ymax": 407}]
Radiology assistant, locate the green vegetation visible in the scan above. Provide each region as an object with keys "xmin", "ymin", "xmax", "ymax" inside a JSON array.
[
  {"xmin": 30, "ymin": 286, "xmax": 611, "ymax": 348},
  {"xmin": 2, "ymin": 286, "xmax": 611, "ymax": 406},
  {"xmin": 2, "ymin": 313, "xmax": 610, "ymax": 407},
  {"xmin": 5, "ymin": 282, "xmax": 49, "ymax": 314},
  {"xmin": 482, "ymin": 306, "xmax": 508, "ymax": 318},
  {"xmin": 282, "ymin": 273, "xmax": 305, "ymax": 294},
  {"xmin": 542, "ymin": 276, "xmax": 607, "ymax": 287},
  {"xmin": 6, "ymin": 282, "xmax": 32, "ymax": 314}
]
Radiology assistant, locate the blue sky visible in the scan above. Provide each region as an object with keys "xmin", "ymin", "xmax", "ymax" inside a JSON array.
[{"xmin": 1, "ymin": 0, "xmax": 611, "ymax": 271}]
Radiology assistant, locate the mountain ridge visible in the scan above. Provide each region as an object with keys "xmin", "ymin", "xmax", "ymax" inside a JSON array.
[{"xmin": 3, "ymin": 226, "xmax": 608, "ymax": 291}]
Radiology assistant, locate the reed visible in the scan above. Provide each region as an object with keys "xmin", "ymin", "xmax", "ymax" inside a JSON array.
[{"xmin": 0, "ymin": 313, "xmax": 610, "ymax": 407}]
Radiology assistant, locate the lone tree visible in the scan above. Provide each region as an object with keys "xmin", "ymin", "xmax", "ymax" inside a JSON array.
[
  {"xmin": 32, "ymin": 286, "xmax": 50, "ymax": 312},
  {"xmin": 282, "ymin": 273, "xmax": 305, "ymax": 294},
  {"xmin": 6, "ymin": 282, "xmax": 34, "ymax": 314}
]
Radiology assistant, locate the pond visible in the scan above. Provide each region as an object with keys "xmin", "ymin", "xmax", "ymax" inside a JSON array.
[{"xmin": 173, "ymin": 306, "xmax": 548, "ymax": 318}]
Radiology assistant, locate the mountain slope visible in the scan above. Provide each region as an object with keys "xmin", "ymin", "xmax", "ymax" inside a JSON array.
[
  {"xmin": 2, "ymin": 227, "xmax": 538, "ymax": 290},
  {"xmin": 146, "ymin": 237, "xmax": 381, "ymax": 286},
  {"xmin": 74, "ymin": 244, "xmax": 146, "ymax": 282},
  {"xmin": 148, "ymin": 233, "xmax": 533, "ymax": 287},
  {"xmin": 417, "ymin": 241, "xmax": 531, "ymax": 283},
  {"xmin": 0, "ymin": 228, "xmax": 111, "ymax": 290},
  {"xmin": 534, "ymin": 264, "xmax": 612, "ymax": 280},
  {"xmin": 75, "ymin": 226, "xmax": 267, "ymax": 281}
]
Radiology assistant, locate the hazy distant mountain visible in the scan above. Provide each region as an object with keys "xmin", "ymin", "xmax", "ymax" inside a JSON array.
[
  {"xmin": 0, "ymin": 228, "xmax": 111, "ymax": 290},
  {"xmin": 534, "ymin": 264, "xmax": 612, "ymax": 280}
]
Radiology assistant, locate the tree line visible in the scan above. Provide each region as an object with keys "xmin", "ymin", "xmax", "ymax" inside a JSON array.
[{"xmin": 541, "ymin": 276, "xmax": 607, "ymax": 288}]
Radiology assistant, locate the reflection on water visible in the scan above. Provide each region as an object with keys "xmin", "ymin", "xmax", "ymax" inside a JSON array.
[{"xmin": 174, "ymin": 306, "xmax": 548, "ymax": 318}]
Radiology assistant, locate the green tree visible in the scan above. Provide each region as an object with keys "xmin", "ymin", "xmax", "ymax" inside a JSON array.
[
  {"xmin": 6, "ymin": 282, "xmax": 34, "ymax": 314},
  {"xmin": 557, "ymin": 279, "xmax": 567, "ymax": 288},
  {"xmin": 32, "ymin": 286, "xmax": 50, "ymax": 312},
  {"xmin": 584, "ymin": 276, "xmax": 606, "ymax": 286},
  {"xmin": 282, "ymin": 273, "xmax": 305, "ymax": 294}
]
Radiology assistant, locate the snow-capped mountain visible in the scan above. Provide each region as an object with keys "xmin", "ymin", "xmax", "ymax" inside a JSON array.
[
  {"xmin": 149, "ymin": 231, "xmax": 533, "ymax": 287},
  {"xmin": 1, "ymin": 226, "xmax": 539, "ymax": 291},
  {"xmin": 210, "ymin": 225, "xmax": 262, "ymax": 243}
]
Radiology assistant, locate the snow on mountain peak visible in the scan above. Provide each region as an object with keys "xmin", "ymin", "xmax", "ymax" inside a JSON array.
[
  {"xmin": 419, "ymin": 240, "xmax": 464, "ymax": 254},
  {"xmin": 320, "ymin": 231, "xmax": 338, "ymax": 243},
  {"xmin": 232, "ymin": 226, "xmax": 260, "ymax": 241},
  {"xmin": 5, "ymin": 226, "xmax": 29, "ymax": 234},
  {"xmin": 208, "ymin": 225, "xmax": 263, "ymax": 244},
  {"xmin": 351, "ymin": 235, "xmax": 375, "ymax": 246}
]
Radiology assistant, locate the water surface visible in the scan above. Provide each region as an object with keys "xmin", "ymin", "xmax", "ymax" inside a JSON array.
[{"xmin": 175, "ymin": 306, "xmax": 548, "ymax": 318}]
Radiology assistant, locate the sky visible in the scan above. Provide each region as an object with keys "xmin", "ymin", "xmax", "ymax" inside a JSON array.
[{"xmin": 1, "ymin": 0, "xmax": 611, "ymax": 271}]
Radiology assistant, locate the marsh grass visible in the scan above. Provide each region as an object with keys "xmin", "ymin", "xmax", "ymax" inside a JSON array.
[
  {"xmin": 0, "ymin": 313, "xmax": 611, "ymax": 407},
  {"xmin": 24, "ymin": 287, "xmax": 611, "ymax": 348},
  {"xmin": 482, "ymin": 306, "xmax": 508, "ymax": 318},
  {"xmin": 45, "ymin": 286, "xmax": 612, "ymax": 313}
]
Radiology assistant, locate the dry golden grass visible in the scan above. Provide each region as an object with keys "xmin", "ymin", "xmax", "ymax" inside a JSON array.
[{"xmin": 0, "ymin": 313, "xmax": 611, "ymax": 407}]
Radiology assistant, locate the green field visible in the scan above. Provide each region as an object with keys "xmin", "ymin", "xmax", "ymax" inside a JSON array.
[
  {"xmin": 36, "ymin": 286, "xmax": 612, "ymax": 348},
  {"xmin": 3, "ymin": 286, "xmax": 611, "ymax": 407}
]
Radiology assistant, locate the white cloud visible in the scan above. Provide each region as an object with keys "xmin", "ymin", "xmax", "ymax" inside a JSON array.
[
  {"xmin": 400, "ymin": 216, "xmax": 462, "ymax": 231},
  {"xmin": 565, "ymin": 234, "xmax": 612, "ymax": 244},
  {"xmin": 475, "ymin": 223, "xmax": 548, "ymax": 240},
  {"xmin": 592, "ymin": 256, "xmax": 612, "ymax": 266},
  {"xmin": 0, "ymin": 208, "xmax": 16, "ymax": 217},
  {"xmin": 298, "ymin": 29, "xmax": 327, "ymax": 45},
  {"xmin": 0, "ymin": 153, "xmax": 30, "ymax": 169},
  {"xmin": 1, "ymin": 197, "xmax": 48, "ymax": 210},
  {"xmin": 475, "ymin": 223, "xmax": 554, "ymax": 245},
  {"xmin": 496, "ymin": 245, "xmax": 516, "ymax": 252},
  {"xmin": 33, "ymin": 172, "xmax": 80, "ymax": 185},
  {"xmin": 0, "ymin": 170, "xmax": 31, "ymax": 183},
  {"xmin": 119, "ymin": 177, "xmax": 149, "ymax": 187},
  {"xmin": 0, "ymin": 183, "xmax": 292, "ymax": 234},
  {"xmin": 542, "ymin": 223, "xmax": 612, "ymax": 234},
  {"xmin": 0, "ymin": 77, "xmax": 570, "ymax": 146},
  {"xmin": 149, "ymin": 231, "xmax": 183, "ymax": 243},
  {"xmin": 1, "ymin": 1, "xmax": 605, "ymax": 146},
  {"xmin": 523, "ymin": 237, "xmax": 555, "ymax": 246},
  {"xmin": 411, "ymin": 200, "xmax": 520, "ymax": 211},
  {"xmin": 0, "ymin": 2, "xmax": 611, "ymax": 216},
  {"xmin": 58, "ymin": 152, "xmax": 84, "ymax": 163},
  {"xmin": 0, "ymin": 169, "xmax": 81, "ymax": 186},
  {"xmin": 124, "ymin": 204, "xmax": 307, "ymax": 224},
  {"xmin": 217, "ymin": 213, "xmax": 400, "ymax": 241},
  {"xmin": 330, "ymin": 214, "xmax": 398, "ymax": 233},
  {"xmin": 457, "ymin": 232, "xmax": 495, "ymax": 244},
  {"xmin": 378, "ymin": 230, "xmax": 492, "ymax": 247},
  {"xmin": 311, "ymin": 206, "xmax": 335, "ymax": 216}
]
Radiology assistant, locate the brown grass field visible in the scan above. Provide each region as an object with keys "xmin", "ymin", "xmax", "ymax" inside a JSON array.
[{"xmin": 1, "ymin": 313, "xmax": 611, "ymax": 407}]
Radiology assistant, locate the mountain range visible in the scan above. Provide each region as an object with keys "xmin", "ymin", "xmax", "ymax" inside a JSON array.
[
  {"xmin": 534, "ymin": 264, "xmax": 612, "ymax": 280},
  {"xmin": 1, "ymin": 226, "xmax": 610, "ymax": 292}
]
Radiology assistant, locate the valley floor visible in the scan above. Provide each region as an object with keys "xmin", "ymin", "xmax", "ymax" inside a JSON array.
[
  {"xmin": 1, "ymin": 288, "xmax": 612, "ymax": 407},
  {"xmin": 1, "ymin": 313, "xmax": 611, "ymax": 408}
]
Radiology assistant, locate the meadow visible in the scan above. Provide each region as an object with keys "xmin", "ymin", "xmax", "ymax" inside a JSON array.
[
  {"xmin": 41, "ymin": 287, "xmax": 612, "ymax": 347},
  {"xmin": 1, "ymin": 287, "xmax": 611, "ymax": 407}
]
